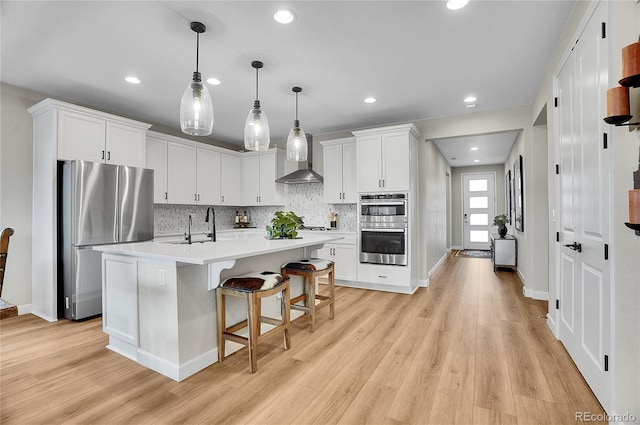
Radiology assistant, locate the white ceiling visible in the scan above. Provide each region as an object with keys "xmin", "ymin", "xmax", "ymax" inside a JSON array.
[
  {"xmin": 0, "ymin": 1, "xmax": 574, "ymax": 154},
  {"xmin": 433, "ymin": 130, "xmax": 520, "ymax": 167}
]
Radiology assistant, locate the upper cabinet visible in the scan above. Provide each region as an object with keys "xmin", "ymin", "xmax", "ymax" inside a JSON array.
[
  {"xmin": 242, "ymin": 149, "xmax": 285, "ymax": 206},
  {"xmin": 145, "ymin": 131, "xmax": 243, "ymax": 206},
  {"xmin": 29, "ymin": 99, "xmax": 150, "ymax": 168},
  {"xmin": 353, "ymin": 124, "xmax": 419, "ymax": 193},
  {"xmin": 321, "ymin": 137, "xmax": 357, "ymax": 204}
]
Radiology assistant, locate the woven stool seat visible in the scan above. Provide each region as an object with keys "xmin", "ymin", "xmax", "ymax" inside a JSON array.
[
  {"xmin": 217, "ymin": 271, "xmax": 291, "ymax": 373},
  {"xmin": 281, "ymin": 259, "xmax": 335, "ymax": 332}
]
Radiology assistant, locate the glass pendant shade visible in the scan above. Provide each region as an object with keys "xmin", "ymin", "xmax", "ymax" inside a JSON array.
[
  {"xmin": 244, "ymin": 101, "xmax": 270, "ymax": 150},
  {"xmin": 180, "ymin": 74, "xmax": 214, "ymax": 136},
  {"xmin": 180, "ymin": 22, "xmax": 213, "ymax": 136},
  {"xmin": 286, "ymin": 121, "xmax": 307, "ymax": 161},
  {"xmin": 285, "ymin": 87, "xmax": 307, "ymax": 161}
]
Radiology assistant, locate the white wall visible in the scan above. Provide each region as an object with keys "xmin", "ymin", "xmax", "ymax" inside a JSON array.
[
  {"xmin": 0, "ymin": 84, "xmax": 46, "ymax": 311},
  {"xmin": 608, "ymin": 1, "xmax": 640, "ymax": 421}
]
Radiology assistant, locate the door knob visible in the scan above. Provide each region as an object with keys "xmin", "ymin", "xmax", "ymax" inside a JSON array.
[{"xmin": 563, "ymin": 242, "xmax": 582, "ymax": 252}]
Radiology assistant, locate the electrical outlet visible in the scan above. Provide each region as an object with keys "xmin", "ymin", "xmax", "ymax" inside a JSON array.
[{"xmin": 159, "ymin": 269, "xmax": 166, "ymax": 286}]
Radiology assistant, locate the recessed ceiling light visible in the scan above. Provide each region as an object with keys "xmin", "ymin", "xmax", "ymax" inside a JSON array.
[
  {"xmin": 447, "ymin": 0, "xmax": 469, "ymax": 10},
  {"xmin": 470, "ymin": 147, "xmax": 479, "ymax": 151},
  {"xmin": 464, "ymin": 96, "xmax": 477, "ymax": 103},
  {"xmin": 364, "ymin": 97, "xmax": 377, "ymax": 104},
  {"xmin": 466, "ymin": 103, "xmax": 477, "ymax": 108},
  {"xmin": 274, "ymin": 9, "xmax": 296, "ymax": 24},
  {"xmin": 125, "ymin": 76, "xmax": 140, "ymax": 84},
  {"xmin": 474, "ymin": 159, "xmax": 480, "ymax": 163},
  {"xmin": 206, "ymin": 77, "xmax": 221, "ymax": 85}
]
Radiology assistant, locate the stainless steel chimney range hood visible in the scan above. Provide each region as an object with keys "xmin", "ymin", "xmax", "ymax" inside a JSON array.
[{"xmin": 275, "ymin": 134, "xmax": 324, "ymax": 184}]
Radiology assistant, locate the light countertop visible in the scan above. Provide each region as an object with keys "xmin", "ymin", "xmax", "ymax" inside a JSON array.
[{"xmin": 94, "ymin": 232, "xmax": 345, "ymax": 265}]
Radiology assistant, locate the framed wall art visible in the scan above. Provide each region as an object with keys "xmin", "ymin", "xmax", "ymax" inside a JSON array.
[{"xmin": 514, "ymin": 154, "xmax": 524, "ymax": 231}]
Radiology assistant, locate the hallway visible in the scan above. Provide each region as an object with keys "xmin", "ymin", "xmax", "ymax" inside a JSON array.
[{"xmin": 0, "ymin": 254, "xmax": 606, "ymax": 424}]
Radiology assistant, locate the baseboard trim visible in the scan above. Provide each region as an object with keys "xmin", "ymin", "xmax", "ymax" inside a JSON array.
[
  {"xmin": 523, "ymin": 287, "xmax": 549, "ymax": 301},
  {"xmin": 418, "ymin": 278, "xmax": 429, "ymax": 288},
  {"xmin": 428, "ymin": 253, "xmax": 448, "ymax": 278},
  {"xmin": 451, "ymin": 245, "xmax": 463, "ymax": 251},
  {"xmin": 547, "ymin": 314, "xmax": 559, "ymax": 339}
]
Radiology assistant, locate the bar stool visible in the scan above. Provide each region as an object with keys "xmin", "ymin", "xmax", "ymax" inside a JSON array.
[
  {"xmin": 216, "ymin": 271, "xmax": 291, "ymax": 373},
  {"xmin": 281, "ymin": 259, "xmax": 335, "ymax": 332}
]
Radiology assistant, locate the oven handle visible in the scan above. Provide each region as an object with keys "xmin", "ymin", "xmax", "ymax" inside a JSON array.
[
  {"xmin": 360, "ymin": 202, "xmax": 406, "ymax": 206},
  {"xmin": 361, "ymin": 228, "xmax": 406, "ymax": 233}
]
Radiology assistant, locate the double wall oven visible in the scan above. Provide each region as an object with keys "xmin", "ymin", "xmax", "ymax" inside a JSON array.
[{"xmin": 359, "ymin": 193, "xmax": 408, "ymax": 266}]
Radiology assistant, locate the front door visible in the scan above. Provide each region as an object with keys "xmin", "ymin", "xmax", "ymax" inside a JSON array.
[
  {"xmin": 556, "ymin": 1, "xmax": 610, "ymax": 411},
  {"xmin": 463, "ymin": 173, "xmax": 495, "ymax": 250}
]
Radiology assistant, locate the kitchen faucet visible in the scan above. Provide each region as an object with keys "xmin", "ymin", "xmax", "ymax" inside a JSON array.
[
  {"xmin": 205, "ymin": 206, "xmax": 216, "ymax": 242},
  {"xmin": 185, "ymin": 214, "xmax": 193, "ymax": 244}
]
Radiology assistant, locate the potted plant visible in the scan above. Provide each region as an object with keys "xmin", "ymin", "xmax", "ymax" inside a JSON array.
[
  {"xmin": 266, "ymin": 211, "xmax": 304, "ymax": 239},
  {"xmin": 493, "ymin": 214, "xmax": 509, "ymax": 238}
]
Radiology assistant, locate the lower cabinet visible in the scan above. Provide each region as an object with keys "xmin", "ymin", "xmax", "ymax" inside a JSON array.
[
  {"xmin": 102, "ymin": 254, "xmax": 138, "ymax": 347},
  {"xmin": 311, "ymin": 233, "xmax": 357, "ymax": 281}
]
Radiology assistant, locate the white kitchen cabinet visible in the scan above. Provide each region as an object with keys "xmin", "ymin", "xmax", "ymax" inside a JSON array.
[
  {"xmin": 145, "ymin": 135, "xmax": 168, "ymax": 203},
  {"xmin": 321, "ymin": 137, "xmax": 357, "ymax": 204},
  {"xmin": 167, "ymin": 142, "xmax": 197, "ymax": 204},
  {"xmin": 312, "ymin": 233, "xmax": 357, "ymax": 281},
  {"xmin": 242, "ymin": 149, "xmax": 285, "ymax": 206},
  {"xmin": 102, "ymin": 254, "xmax": 139, "ymax": 347},
  {"xmin": 56, "ymin": 105, "xmax": 148, "ymax": 167},
  {"xmin": 196, "ymin": 148, "xmax": 221, "ymax": 205},
  {"xmin": 220, "ymin": 153, "xmax": 242, "ymax": 205},
  {"xmin": 353, "ymin": 123, "xmax": 419, "ymax": 193}
]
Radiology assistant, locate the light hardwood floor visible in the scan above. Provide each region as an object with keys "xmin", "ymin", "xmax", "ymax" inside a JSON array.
[{"xmin": 0, "ymin": 254, "xmax": 606, "ymax": 424}]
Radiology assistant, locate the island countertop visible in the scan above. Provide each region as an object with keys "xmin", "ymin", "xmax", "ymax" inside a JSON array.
[{"xmin": 93, "ymin": 233, "xmax": 344, "ymax": 265}]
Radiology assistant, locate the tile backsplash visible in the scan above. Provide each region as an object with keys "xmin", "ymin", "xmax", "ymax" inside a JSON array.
[{"xmin": 154, "ymin": 183, "xmax": 357, "ymax": 235}]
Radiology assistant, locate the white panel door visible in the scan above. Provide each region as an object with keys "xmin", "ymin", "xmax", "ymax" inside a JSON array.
[
  {"xmin": 381, "ymin": 132, "xmax": 410, "ymax": 192},
  {"xmin": 57, "ymin": 110, "xmax": 105, "ymax": 162},
  {"xmin": 463, "ymin": 173, "xmax": 495, "ymax": 250},
  {"xmin": 145, "ymin": 136, "xmax": 168, "ymax": 203},
  {"xmin": 196, "ymin": 148, "xmax": 221, "ymax": 205},
  {"xmin": 556, "ymin": 2, "xmax": 610, "ymax": 411},
  {"xmin": 220, "ymin": 153, "xmax": 242, "ymax": 206},
  {"xmin": 167, "ymin": 142, "xmax": 197, "ymax": 205},
  {"xmin": 356, "ymin": 134, "xmax": 383, "ymax": 192},
  {"xmin": 105, "ymin": 122, "xmax": 145, "ymax": 167},
  {"xmin": 323, "ymin": 144, "xmax": 344, "ymax": 203}
]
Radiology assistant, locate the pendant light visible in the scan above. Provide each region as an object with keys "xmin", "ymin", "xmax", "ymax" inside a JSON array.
[
  {"xmin": 286, "ymin": 86, "xmax": 308, "ymax": 161},
  {"xmin": 180, "ymin": 21, "xmax": 214, "ymax": 136},
  {"xmin": 244, "ymin": 61, "xmax": 270, "ymax": 151}
]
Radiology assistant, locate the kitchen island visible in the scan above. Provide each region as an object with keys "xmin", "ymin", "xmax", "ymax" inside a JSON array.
[{"xmin": 94, "ymin": 233, "xmax": 343, "ymax": 381}]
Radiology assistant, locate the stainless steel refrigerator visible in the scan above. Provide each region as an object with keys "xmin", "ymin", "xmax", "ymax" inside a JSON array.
[{"xmin": 60, "ymin": 160, "xmax": 154, "ymax": 320}]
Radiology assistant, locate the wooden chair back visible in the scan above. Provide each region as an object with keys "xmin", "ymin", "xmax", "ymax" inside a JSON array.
[{"xmin": 0, "ymin": 228, "xmax": 15, "ymax": 297}]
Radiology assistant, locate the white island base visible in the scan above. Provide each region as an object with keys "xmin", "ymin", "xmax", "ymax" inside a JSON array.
[{"xmin": 97, "ymin": 234, "xmax": 342, "ymax": 381}]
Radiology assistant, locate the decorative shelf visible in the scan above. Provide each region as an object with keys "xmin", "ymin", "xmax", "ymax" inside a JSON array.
[{"xmin": 624, "ymin": 222, "xmax": 640, "ymax": 236}]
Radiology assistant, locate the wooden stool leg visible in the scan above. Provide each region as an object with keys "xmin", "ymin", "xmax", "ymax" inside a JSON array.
[
  {"xmin": 307, "ymin": 275, "xmax": 317, "ymax": 332},
  {"xmin": 216, "ymin": 289, "xmax": 226, "ymax": 362},
  {"xmin": 282, "ymin": 283, "xmax": 291, "ymax": 349},
  {"xmin": 247, "ymin": 293, "xmax": 258, "ymax": 373},
  {"xmin": 329, "ymin": 267, "xmax": 336, "ymax": 320}
]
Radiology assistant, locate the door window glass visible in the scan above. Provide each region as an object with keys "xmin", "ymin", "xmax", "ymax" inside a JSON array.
[
  {"xmin": 469, "ymin": 214, "xmax": 488, "ymax": 225},
  {"xmin": 469, "ymin": 179, "xmax": 488, "ymax": 192},
  {"xmin": 470, "ymin": 230, "xmax": 489, "ymax": 243},
  {"xmin": 469, "ymin": 196, "xmax": 488, "ymax": 209}
]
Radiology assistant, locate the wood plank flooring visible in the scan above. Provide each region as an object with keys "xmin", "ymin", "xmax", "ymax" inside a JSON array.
[{"xmin": 0, "ymin": 254, "xmax": 606, "ymax": 424}]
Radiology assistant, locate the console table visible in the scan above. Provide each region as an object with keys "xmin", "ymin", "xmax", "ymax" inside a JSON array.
[{"xmin": 490, "ymin": 234, "xmax": 517, "ymax": 272}]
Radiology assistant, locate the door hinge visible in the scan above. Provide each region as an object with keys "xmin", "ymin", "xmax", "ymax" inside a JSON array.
[
  {"xmin": 604, "ymin": 354, "xmax": 609, "ymax": 371},
  {"xmin": 601, "ymin": 22, "xmax": 606, "ymax": 39},
  {"xmin": 554, "ymin": 97, "xmax": 558, "ymax": 108},
  {"xmin": 555, "ymin": 164, "xmax": 560, "ymax": 175},
  {"xmin": 603, "ymin": 133, "xmax": 608, "ymax": 149},
  {"xmin": 556, "ymin": 232, "xmax": 560, "ymax": 242},
  {"xmin": 556, "ymin": 299, "xmax": 560, "ymax": 310},
  {"xmin": 604, "ymin": 243, "xmax": 609, "ymax": 260}
]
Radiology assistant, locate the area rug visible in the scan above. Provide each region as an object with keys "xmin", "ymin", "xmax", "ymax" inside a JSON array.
[{"xmin": 454, "ymin": 250, "xmax": 492, "ymax": 259}]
